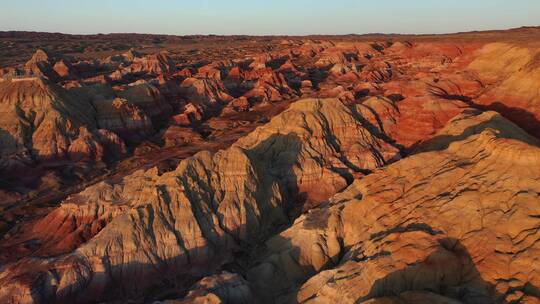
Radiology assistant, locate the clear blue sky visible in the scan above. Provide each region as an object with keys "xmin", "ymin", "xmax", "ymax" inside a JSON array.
[{"xmin": 1, "ymin": 0, "xmax": 539, "ymax": 35}]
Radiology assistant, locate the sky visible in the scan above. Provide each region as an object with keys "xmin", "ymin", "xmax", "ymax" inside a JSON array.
[{"xmin": 1, "ymin": 0, "xmax": 539, "ymax": 35}]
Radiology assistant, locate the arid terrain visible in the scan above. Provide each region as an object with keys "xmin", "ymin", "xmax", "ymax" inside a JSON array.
[{"xmin": 0, "ymin": 27, "xmax": 540, "ymax": 303}]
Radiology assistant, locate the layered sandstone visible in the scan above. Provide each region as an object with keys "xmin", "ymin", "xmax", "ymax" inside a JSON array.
[
  {"xmin": 467, "ymin": 43, "xmax": 540, "ymax": 137},
  {"xmin": 1, "ymin": 30, "xmax": 540, "ymax": 304},
  {"xmin": 0, "ymin": 98, "xmax": 404, "ymax": 303},
  {"xmin": 0, "ymin": 77, "xmax": 124, "ymax": 164},
  {"xmin": 246, "ymin": 110, "xmax": 540, "ymax": 303}
]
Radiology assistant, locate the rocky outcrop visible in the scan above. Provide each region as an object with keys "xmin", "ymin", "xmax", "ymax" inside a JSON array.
[
  {"xmin": 246, "ymin": 110, "xmax": 540, "ymax": 303},
  {"xmin": 174, "ymin": 77, "xmax": 233, "ymax": 124},
  {"xmin": 131, "ymin": 51, "xmax": 176, "ymax": 75},
  {"xmin": 0, "ymin": 77, "xmax": 124, "ymax": 164},
  {"xmin": 14, "ymin": 104, "xmax": 532, "ymax": 304},
  {"xmin": 118, "ymin": 81, "xmax": 173, "ymax": 121},
  {"xmin": 468, "ymin": 43, "xmax": 540, "ymax": 137},
  {"xmin": 119, "ymin": 51, "xmax": 176, "ymax": 77},
  {"xmin": 163, "ymin": 126, "xmax": 204, "ymax": 147},
  {"xmin": 244, "ymin": 69, "xmax": 297, "ymax": 103},
  {"xmin": 0, "ymin": 98, "xmax": 404, "ymax": 303},
  {"xmin": 53, "ymin": 60, "xmax": 76, "ymax": 79},
  {"xmin": 172, "ymin": 103, "xmax": 204, "ymax": 126},
  {"xmin": 162, "ymin": 272, "xmax": 254, "ymax": 304},
  {"xmin": 93, "ymin": 97, "xmax": 154, "ymax": 140},
  {"xmin": 106, "ymin": 49, "xmax": 142, "ymax": 65},
  {"xmin": 234, "ymin": 98, "xmax": 401, "ymax": 205},
  {"xmin": 68, "ymin": 84, "xmax": 155, "ymax": 143},
  {"xmin": 23, "ymin": 49, "xmax": 60, "ymax": 80},
  {"xmin": 2, "ymin": 31, "xmax": 540, "ymax": 304},
  {"xmin": 67, "ymin": 127, "xmax": 126, "ymax": 162},
  {"xmin": 179, "ymin": 77, "xmax": 233, "ymax": 105}
]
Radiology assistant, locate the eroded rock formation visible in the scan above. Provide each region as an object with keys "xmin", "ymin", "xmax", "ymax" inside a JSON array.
[
  {"xmin": 0, "ymin": 77, "xmax": 125, "ymax": 164},
  {"xmin": 247, "ymin": 110, "xmax": 540, "ymax": 303},
  {"xmin": 0, "ymin": 98, "xmax": 404, "ymax": 303},
  {"xmin": 1, "ymin": 29, "xmax": 540, "ymax": 304}
]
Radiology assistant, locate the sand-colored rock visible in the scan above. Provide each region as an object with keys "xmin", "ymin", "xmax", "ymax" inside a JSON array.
[
  {"xmin": 162, "ymin": 272, "xmax": 254, "ymax": 304},
  {"xmin": 180, "ymin": 77, "xmax": 233, "ymax": 106},
  {"xmin": 119, "ymin": 81, "xmax": 173, "ymax": 120},
  {"xmin": 23, "ymin": 49, "xmax": 60, "ymax": 80},
  {"xmin": 163, "ymin": 126, "xmax": 204, "ymax": 147},
  {"xmin": 68, "ymin": 84, "xmax": 155, "ymax": 142},
  {"xmin": 468, "ymin": 43, "xmax": 540, "ymax": 137},
  {"xmin": 2, "ymin": 31, "xmax": 540, "ymax": 304},
  {"xmin": 0, "ymin": 77, "xmax": 124, "ymax": 163},
  {"xmin": 95, "ymin": 97, "xmax": 154, "ymax": 140},
  {"xmin": 125, "ymin": 51, "xmax": 176, "ymax": 76},
  {"xmin": 230, "ymin": 96, "xmax": 250, "ymax": 112},
  {"xmin": 0, "ymin": 98, "xmax": 403, "ymax": 303},
  {"xmin": 246, "ymin": 110, "xmax": 540, "ymax": 303}
]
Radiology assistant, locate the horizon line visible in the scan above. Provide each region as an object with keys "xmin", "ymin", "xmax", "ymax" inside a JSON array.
[{"xmin": 1, "ymin": 25, "xmax": 539, "ymax": 38}]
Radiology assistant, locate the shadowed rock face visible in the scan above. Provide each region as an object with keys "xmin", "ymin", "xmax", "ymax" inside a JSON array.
[
  {"xmin": 2, "ymin": 100, "xmax": 540, "ymax": 304},
  {"xmin": 246, "ymin": 110, "xmax": 540, "ymax": 304},
  {"xmin": 0, "ymin": 77, "xmax": 125, "ymax": 163},
  {"xmin": 1, "ymin": 30, "xmax": 540, "ymax": 303},
  {"xmin": 163, "ymin": 271, "xmax": 255, "ymax": 304},
  {"xmin": 0, "ymin": 98, "xmax": 404, "ymax": 303},
  {"xmin": 466, "ymin": 43, "xmax": 540, "ymax": 138}
]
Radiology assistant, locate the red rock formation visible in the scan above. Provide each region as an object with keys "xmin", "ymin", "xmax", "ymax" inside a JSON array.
[
  {"xmin": 94, "ymin": 97, "xmax": 154, "ymax": 140},
  {"xmin": 118, "ymin": 81, "xmax": 173, "ymax": 120},
  {"xmin": 467, "ymin": 43, "xmax": 540, "ymax": 137},
  {"xmin": 1, "ymin": 31, "xmax": 540, "ymax": 304},
  {"xmin": 247, "ymin": 110, "xmax": 540, "ymax": 303},
  {"xmin": 230, "ymin": 96, "xmax": 250, "ymax": 112},
  {"xmin": 0, "ymin": 98, "xmax": 404, "ymax": 303},
  {"xmin": 125, "ymin": 51, "xmax": 176, "ymax": 76},
  {"xmin": 166, "ymin": 272, "xmax": 254, "ymax": 303},
  {"xmin": 68, "ymin": 84, "xmax": 155, "ymax": 142},
  {"xmin": 180, "ymin": 77, "xmax": 232, "ymax": 105},
  {"xmin": 0, "ymin": 77, "xmax": 124, "ymax": 163},
  {"xmin": 23, "ymin": 49, "xmax": 60, "ymax": 80},
  {"xmin": 172, "ymin": 103, "xmax": 204, "ymax": 126},
  {"xmin": 163, "ymin": 126, "xmax": 204, "ymax": 147}
]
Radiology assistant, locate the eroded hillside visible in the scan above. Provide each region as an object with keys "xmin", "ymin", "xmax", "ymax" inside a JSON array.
[{"xmin": 0, "ymin": 29, "xmax": 539, "ymax": 303}]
